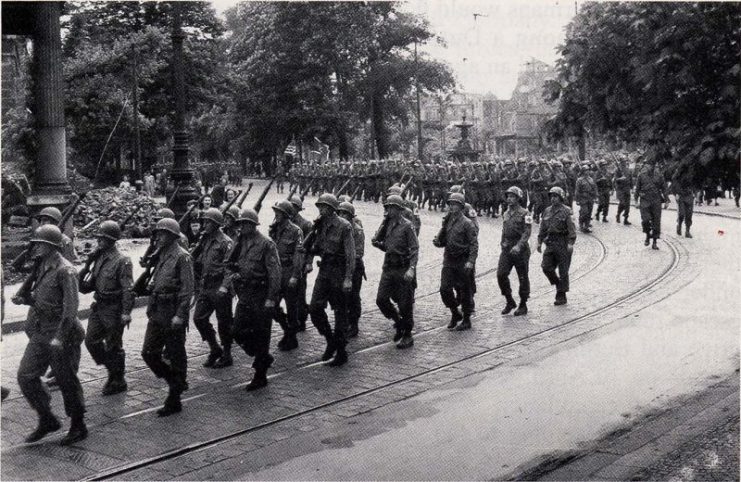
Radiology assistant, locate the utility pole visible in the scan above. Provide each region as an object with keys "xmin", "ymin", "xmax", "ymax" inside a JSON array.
[
  {"xmin": 414, "ymin": 40, "xmax": 423, "ymax": 161},
  {"xmin": 132, "ymin": 46, "xmax": 142, "ymax": 182}
]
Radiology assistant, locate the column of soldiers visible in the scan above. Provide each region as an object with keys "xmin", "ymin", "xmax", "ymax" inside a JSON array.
[{"xmin": 12, "ymin": 152, "xmax": 687, "ymax": 444}]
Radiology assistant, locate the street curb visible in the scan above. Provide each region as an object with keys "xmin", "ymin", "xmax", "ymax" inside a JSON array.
[{"xmin": 609, "ymin": 200, "xmax": 740, "ymax": 220}]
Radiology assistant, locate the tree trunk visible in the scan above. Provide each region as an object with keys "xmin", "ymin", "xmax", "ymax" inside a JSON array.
[{"xmin": 371, "ymin": 89, "xmax": 387, "ymax": 159}]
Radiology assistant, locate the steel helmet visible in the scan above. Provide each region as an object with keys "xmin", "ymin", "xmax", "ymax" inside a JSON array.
[
  {"xmin": 504, "ymin": 160, "xmax": 514, "ymax": 166},
  {"xmin": 201, "ymin": 208, "xmax": 224, "ymax": 226},
  {"xmin": 337, "ymin": 195, "xmax": 352, "ymax": 203},
  {"xmin": 95, "ymin": 220, "xmax": 122, "ymax": 241},
  {"xmin": 448, "ymin": 192, "xmax": 465, "ymax": 206},
  {"xmin": 386, "ymin": 185, "xmax": 403, "ymax": 196},
  {"xmin": 505, "ymin": 186, "xmax": 523, "ymax": 199},
  {"xmin": 30, "ymin": 224, "xmax": 63, "ymax": 248},
  {"xmin": 237, "ymin": 208, "xmax": 259, "ymax": 225},
  {"xmin": 37, "ymin": 207, "xmax": 62, "ymax": 223},
  {"xmin": 528, "ymin": 160, "xmax": 537, "ymax": 167},
  {"xmin": 154, "ymin": 218, "xmax": 181, "ymax": 236},
  {"xmin": 553, "ymin": 161, "xmax": 564, "ymax": 168},
  {"xmin": 448, "ymin": 184, "xmax": 466, "ymax": 195},
  {"xmin": 154, "ymin": 208, "xmax": 176, "ymax": 220},
  {"xmin": 272, "ymin": 200, "xmax": 295, "ymax": 217},
  {"xmin": 405, "ymin": 199, "xmax": 418, "ymax": 210},
  {"xmin": 383, "ymin": 194, "xmax": 405, "ymax": 209},
  {"xmin": 337, "ymin": 201, "xmax": 355, "ymax": 217},
  {"xmin": 549, "ymin": 187, "xmax": 566, "ymax": 200},
  {"xmin": 315, "ymin": 193, "xmax": 339, "ymax": 210},
  {"xmin": 225, "ymin": 205, "xmax": 240, "ymax": 221}
]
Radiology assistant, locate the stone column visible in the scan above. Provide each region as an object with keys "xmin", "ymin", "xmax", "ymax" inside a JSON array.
[
  {"xmin": 167, "ymin": 2, "xmax": 198, "ymax": 217},
  {"xmin": 27, "ymin": 2, "xmax": 73, "ymax": 233}
]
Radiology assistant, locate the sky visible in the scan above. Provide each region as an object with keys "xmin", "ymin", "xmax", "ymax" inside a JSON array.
[{"xmin": 210, "ymin": 0, "xmax": 576, "ymax": 100}]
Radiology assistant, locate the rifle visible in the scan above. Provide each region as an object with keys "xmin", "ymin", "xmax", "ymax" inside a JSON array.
[
  {"xmin": 59, "ymin": 192, "xmax": 86, "ymax": 227},
  {"xmin": 220, "ymin": 189, "xmax": 243, "ymax": 215},
  {"xmin": 300, "ymin": 179, "xmax": 315, "ymax": 201},
  {"xmin": 132, "ymin": 247, "xmax": 160, "ymax": 296},
  {"xmin": 166, "ymin": 186, "xmax": 180, "ymax": 208},
  {"xmin": 237, "ymin": 183, "xmax": 254, "ymax": 208},
  {"xmin": 178, "ymin": 192, "xmax": 209, "ymax": 227},
  {"xmin": 372, "ymin": 176, "xmax": 416, "ymax": 248},
  {"xmin": 79, "ymin": 205, "xmax": 142, "ymax": 285},
  {"xmin": 253, "ymin": 176, "xmax": 276, "ymax": 214},
  {"xmin": 333, "ymin": 178, "xmax": 352, "ymax": 196},
  {"xmin": 287, "ymin": 182, "xmax": 300, "ymax": 200},
  {"xmin": 349, "ymin": 185, "xmax": 362, "ymax": 203}
]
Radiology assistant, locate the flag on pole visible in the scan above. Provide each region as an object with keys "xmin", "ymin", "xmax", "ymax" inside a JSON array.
[
  {"xmin": 284, "ymin": 139, "xmax": 297, "ymax": 157},
  {"xmin": 310, "ymin": 137, "xmax": 330, "ymax": 163}
]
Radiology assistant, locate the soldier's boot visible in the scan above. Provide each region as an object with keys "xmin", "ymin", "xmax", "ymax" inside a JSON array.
[
  {"xmin": 652, "ymin": 239, "xmax": 659, "ymax": 250},
  {"xmin": 501, "ymin": 295, "xmax": 517, "ymax": 315},
  {"xmin": 348, "ymin": 321, "xmax": 359, "ymax": 338},
  {"xmin": 157, "ymin": 391, "xmax": 183, "ymax": 417},
  {"xmin": 246, "ymin": 368, "xmax": 268, "ymax": 391},
  {"xmin": 60, "ymin": 416, "xmax": 88, "ymax": 446},
  {"xmin": 455, "ymin": 314, "xmax": 472, "ymax": 331},
  {"xmin": 623, "ymin": 218, "xmax": 631, "ymax": 226},
  {"xmin": 1, "ymin": 386, "xmax": 9, "ymax": 401},
  {"xmin": 25, "ymin": 412, "xmax": 61, "ymax": 443},
  {"xmin": 676, "ymin": 223, "xmax": 682, "ymax": 235},
  {"xmin": 447, "ymin": 307, "xmax": 463, "ymax": 330},
  {"xmin": 595, "ymin": 212, "xmax": 600, "ymax": 221},
  {"xmin": 102, "ymin": 372, "xmax": 127, "ymax": 396},
  {"xmin": 554, "ymin": 291, "xmax": 568, "ymax": 306},
  {"xmin": 685, "ymin": 227, "xmax": 692, "ymax": 239},
  {"xmin": 602, "ymin": 216, "xmax": 608, "ymax": 223},
  {"xmin": 213, "ymin": 345, "xmax": 233, "ymax": 368},
  {"xmin": 644, "ymin": 234, "xmax": 651, "ymax": 246},
  {"xmin": 320, "ymin": 336, "xmax": 337, "ymax": 361},
  {"xmin": 396, "ymin": 331, "xmax": 414, "ymax": 349},
  {"xmin": 616, "ymin": 213, "xmax": 621, "ymax": 223},
  {"xmin": 513, "ymin": 300, "xmax": 528, "ymax": 316},
  {"xmin": 203, "ymin": 338, "xmax": 223, "ymax": 368},
  {"xmin": 328, "ymin": 345, "xmax": 348, "ymax": 367},
  {"xmin": 279, "ymin": 331, "xmax": 299, "ymax": 352}
]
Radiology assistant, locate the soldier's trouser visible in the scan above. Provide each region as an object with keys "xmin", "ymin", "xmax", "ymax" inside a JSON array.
[
  {"xmin": 640, "ymin": 202, "xmax": 663, "ymax": 239},
  {"xmin": 440, "ymin": 264, "xmax": 474, "ymax": 316},
  {"xmin": 349, "ymin": 259, "xmax": 365, "ymax": 327},
  {"xmin": 533, "ymin": 193, "xmax": 547, "ymax": 219},
  {"xmin": 298, "ymin": 273, "xmax": 309, "ymax": 323},
  {"xmin": 142, "ymin": 298, "xmax": 187, "ymax": 391},
  {"xmin": 376, "ymin": 266, "xmax": 414, "ymax": 332},
  {"xmin": 310, "ymin": 266, "xmax": 349, "ymax": 348},
  {"xmin": 578, "ymin": 202, "xmax": 593, "ymax": 227},
  {"xmin": 18, "ymin": 339, "xmax": 85, "ymax": 419},
  {"xmin": 193, "ymin": 288, "xmax": 233, "ymax": 349},
  {"xmin": 85, "ymin": 300, "xmax": 125, "ymax": 376},
  {"xmin": 616, "ymin": 193, "xmax": 631, "ymax": 219},
  {"xmin": 233, "ymin": 284, "xmax": 273, "ymax": 371},
  {"xmin": 497, "ymin": 248, "xmax": 531, "ymax": 301},
  {"xmin": 597, "ymin": 193, "xmax": 610, "ymax": 217},
  {"xmin": 677, "ymin": 198, "xmax": 694, "ymax": 228},
  {"xmin": 541, "ymin": 239, "xmax": 572, "ymax": 293},
  {"xmin": 276, "ymin": 269, "xmax": 300, "ymax": 334}
]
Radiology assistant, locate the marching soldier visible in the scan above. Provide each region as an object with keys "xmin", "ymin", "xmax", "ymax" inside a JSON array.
[
  {"xmin": 80, "ymin": 221, "xmax": 134, "ymax": 396},
  {"xmin": 192, "ymin": 208, "xmax": 235, "ymax": 368},
  {"xmin": 223, "ymin": 205, "xmax": 241, "ymax": 239},
  {"xmin": 574, "ymin": 164, "xmax": 597, "ymax": 233},
  {"xmin": 35, "ymin": 207, "xmax": 77, "ymax": 262},
  {"xmin": 141, "ymin": 218, "xmax": 194, "ymax": 416},
  {"xmin": 672, "ymin": 174, "xmax": 695, "ymax": 239},
  {"xmin": 304, "ymin": 193, "xmax": 355, "ymax": 366},
  {"xmin": 433, "ymin": 192, "xmax": 478, "ymax": 331},
  {"xmin": 269, "ymin": 200, "xmax": 304, "ymax": 351},
  {"xmin": 614, "ymin": 157, "xmax": 633, "ymax": 225},
  {"xmin": 222, "ymin": 208, "xmax": 281, "ymax": 390},
  {"xmin": 594, "ymin": 160, "xmax": 613, "ymax": 222},
  {"xmin": 13, "ymin": 225, "xmax": 87, "ymax": 444},
  {"xmin": 635, "ymin": 159, "xmax": 668, "ymax": 249},
  {"xmin": 372, "ymin": 195, "xmax": 419, "ymax": 348},
  {"xmin": 290, "ymin": 194, "xmax": 313, "ymax": 331},
  {"xmin": 497, "ymin": 186, "xmax": 532, "ymax": 316},
  {"xmin": 537, "ymin": 187, "xmax": 577, "ymax": 306},
  {"xmin": 337, "ymin": 201, "xmax": 365, "ymax": 338}
]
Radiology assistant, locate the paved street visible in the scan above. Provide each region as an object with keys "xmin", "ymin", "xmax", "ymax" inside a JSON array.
[{"xmin": 1, "ymin": 179, "xmax": 739, "ymax": 480}]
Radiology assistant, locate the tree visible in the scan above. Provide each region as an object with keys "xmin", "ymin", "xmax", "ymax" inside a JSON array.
[{"xmin": 545, "ymin": 2, "xmax": 739, "ymax": 181}]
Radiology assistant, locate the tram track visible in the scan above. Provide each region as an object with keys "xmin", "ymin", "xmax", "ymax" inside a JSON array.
[{"xmin": 84, "ymin": 233, "xmax": 679, "ymax": 481}]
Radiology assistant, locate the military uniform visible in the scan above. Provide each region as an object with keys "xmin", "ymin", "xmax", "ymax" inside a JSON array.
[
  {"xmin": 292, "ymin": 211, "xmax": 313, "ymax": 329},
  {"xmin": 635, "ymin": 166, "xmax": 667, "ymax": 245},
  {"xmin": 227, "ymin": 229, "xmax": 281, "ymax": 386},
  {"xmin": 80, "ymin": 246, "xmax": 134, "ymax": 393},
  {"xmin": 594, "ymin": 168, "xmax": 613, "ymax": 221},
  {"xmin": 574, "ymin": 172, "xmax": 597, "ymax": 232},
  {"xmin": 348, "ymin": 217, "xmax": 365, "ymax": 337},
  {"xmin": 673, "ymin": 182, "xmax": 695, "ymax": 237},
  {"xmin": 497, "ymin": 204, "xmax": 532, "ymax": 309},
  {"xmin": 269, "ymin": 218, "xmax": 304, "ymax": 348},
  {"xmin": 614, "ymin": 165, "xmax": 633, "ymax": 224},
  {"xmin": 17, "ymin": 251, "xmax": 86, "ymax": 438},
  {"xmin": 538, "ymin": 203, "xmax": 577, "ymax": 303},
  {"xmin": 141, "ymin": 240, "xmax": 194, "ymax": 412},
  {"xmin": 192, "ymin": 229, "xmax": 234, "ymax": 366}
]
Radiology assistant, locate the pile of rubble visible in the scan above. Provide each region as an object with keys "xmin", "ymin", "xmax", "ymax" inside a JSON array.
[{"xmin": 73, "ymin": 187, "xmax": 162, "ymax": 238}]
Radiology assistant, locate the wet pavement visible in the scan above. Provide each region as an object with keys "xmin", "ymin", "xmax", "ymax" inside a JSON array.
[{"xmin": 1, "ymin": 179, "xmax": 738, "ymax": 480}]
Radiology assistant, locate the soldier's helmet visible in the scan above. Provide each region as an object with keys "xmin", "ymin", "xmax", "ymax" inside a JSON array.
[
  {"xmin": 337, "ymin": 194, "xmax": 352, "ymax": 203},
  {"xmin": 505, "ymin": 186, "xmax": 524, "ymax": 199},
  {"xmin": 448, "ymin": 184, "xmax": 466, "ymax": 196},
  {"xmin": 289, "ymin": 194, "xmax": 304, "ymax": 212},
  {"xmin": 154, "ymin": 218, "xmax": 182, "ymax": 236},
  {"xmin": 387, "ymin": 185, "xmax": 403, "ymax": 196},
  {"xmin": 553, "ymin": 161, "xmax": 564, "ymax": 168},
  {"xmin": 528, "ymin": 160, "xmax": 537, "ymax": 167},
  {"xmin": 95, "ymin": 220, "xmax": 122, "ymax": 241},
  {"xmin": 154, "ymin": 208, "xmax": 176, "ymax": 221},
  {"xmin": 315, "ymin": 193, "xmax": 339, "ymax": 210},
  {"xmin": 30, "ymin": 224, "xmax": 63, "ymax": 248},
  {"xmin": 237, "ymin": 208, "xmax": 260, "ymax": 225},
  {"xmin": 37, "ymin": 207, "xmax": 63, "ymax": 224},
  {"xmin": 549, "ymin": 187, "xmax": 566, "ymax": 200},
  {"xmin": 383, "ymin": 194, "xmax": 406, "ymax": 210},
  {"xmin": 272, "ymin": 200, "xmax": 295, "ymax": 217},
  {"xmin": 225, "ymin": 205, "xmax": 240, "ymax": 221},
  {"xmin": 337, "ymin": 201, "xmax": 355, "ymax": 217},
  {"xmin": 448, "ymin": 192, "xmax": 466, "ymax": 206},
  {"xmin": 599, "ymin": 159, "xmax": 608, "ymax": 166},
  {"xmin": 201, "ymin": 208, "xmax": 224, "ymax": 226},
  {"xmin": 504, "ymin": 159, "xmax": 514, "ymax": 166}
]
